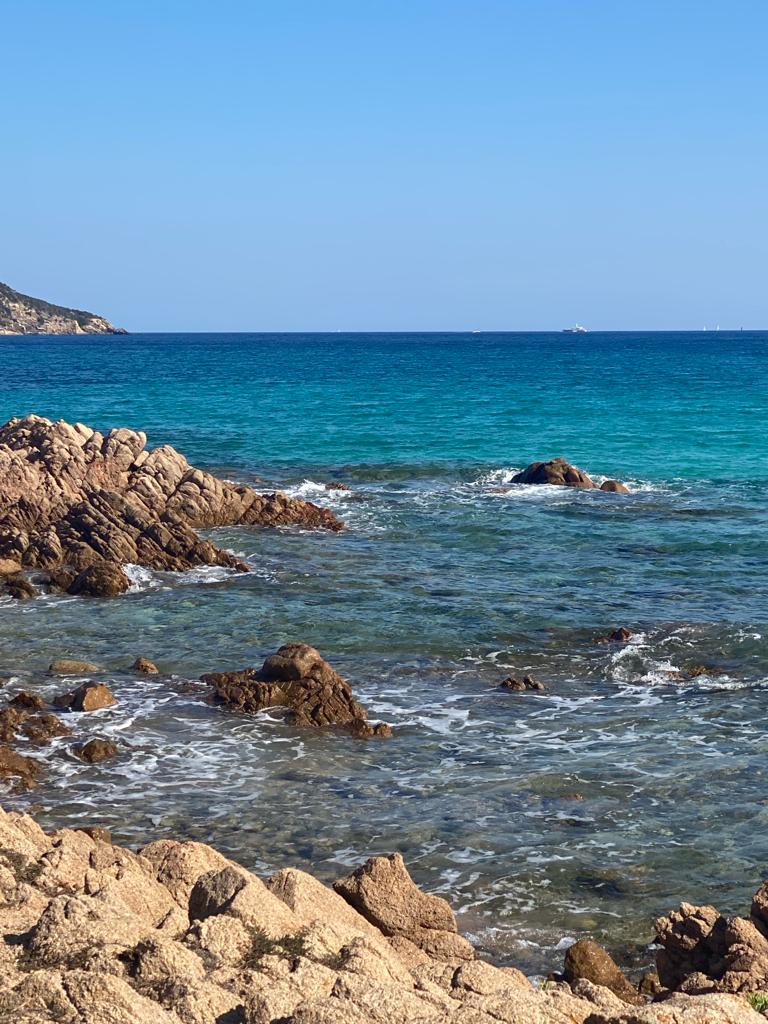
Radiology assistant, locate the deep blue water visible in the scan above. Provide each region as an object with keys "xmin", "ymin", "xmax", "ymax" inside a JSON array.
[{"xmin": 1, "ymin": 331, "xmax": 767, "ymax": 971}]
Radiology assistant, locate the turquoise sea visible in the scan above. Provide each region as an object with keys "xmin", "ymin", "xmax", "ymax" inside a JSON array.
[{"xmin": 2, "ymin": 331, "xmax": 767, "ymax": 972}]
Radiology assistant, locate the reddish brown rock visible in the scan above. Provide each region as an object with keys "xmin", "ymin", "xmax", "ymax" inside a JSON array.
[
  {"xmin": 55, "ymin": 681, "xmax": 117, "ymax": 713},
  {"xmin": 202, "ymin": 643, "xmax": 391, "ymax": 735},
  {"xmin": 0, "ymin": 744, "xmax": 39, "ymax": 788},
  {"xmin": 563, "ymin": 938, "xmax": 642, "ymax": 1004},
  {"xmin": 0, "ymin": 415, "xmax": 343, "ymax": 586},
  {"xmin": 9, "ymin": 690, "xmax": 45, "ymax": 710},
  {"xmin": 75, "ymin": 738, "xmax": 119, "ymax": 763},
  {"xmin": 21, "ymin": 713, "xmax": 71, "ymax": 745},
  {"xmin": 66, "ymin": 561, "xmax": 130, "ymax": 597},
  {"xmin": 0, "ymin": 705, "xmax": 27, "ymax": 742},
  {"xmin": 77, "ymin": 825, "xmax": 112, "ymax": 843},
  {"xmin": 599, "ymin": 627, "xmax": 635, "ymax": 644},
  {"xmin": 1, "ymin": 572, "xmax": 36, "ymax": 599},
  {"xmin": 511, "ymin": 458, "xmax": 597, "ymax": 488},
  {"xmin": 601, "ymin": 479, "xmax": 630, "ymax": 493}
]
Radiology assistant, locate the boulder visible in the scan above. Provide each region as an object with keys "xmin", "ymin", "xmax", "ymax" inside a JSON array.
[
  {"xmin": 202, "ymin": 643, "xmax": 392, "ymax": 734},
  {"xmin": 654, "ymin": 902, "xmax": 727, "ymax": 990},
  {"xmin": 0, "ymin": 415, "xmax": 343, "ymax": 589},
  {"xmin": 333, "ymin": 853, "xmax": 473, "ymax": 962},
  {"xmin": 0, "ymin": 744, "xmax": 39, "ymax": 788},
  {"xmin": 601, "ymin": 479, "xmax": 630, "ymax": 493},
  {"xmin": 75, "ymin": 738, "xmax": 119, "ymax": 763},
  {"xmin": 132, "ymin": 656, "xmax": 159, "ymax": 674},
  {"xmin": 2, "ymin": 572, "xmax": 36, "ymax": 599},
  {"xmin": 21, "ymin": 713, "xmax": 71, "ymax": 744},
  {"xmin": 49, "ymin": 658, "xmax": 100, "ymax": 674},
  {"xmin": 511, "ymin": 457, "xmax": 597, "ymax": 488},
  {"xmin": 78, "ymin": 826, "xmax": 112, "ymax": 844},
  {"xmin": 563, "ymin": 938, "xmax": 642, "ymax": 1004},
  {"xmin": 66, "ymin": 561, "xmax": 130, "ymax": 597},
  {"xmin": 598, "ymin": 627, "xmax": 634, "ymax": 644},
  {"xmin": 9, "ymin": 690, "xmax": 45, "ymax": 709},
  {"xmin": 583, "ymin": 992, "xmax": 767, "ymax": 1023},
  {"xmin": 188, "ymin": 865, "xmax": 299, "ymax": 938},
  {"xmin": 55, "ymin": 682, "xmax": 117, "ymax": 713}
]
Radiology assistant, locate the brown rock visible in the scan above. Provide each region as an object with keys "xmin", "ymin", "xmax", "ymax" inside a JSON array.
[
  {"xmin": 511, "ymin": 457, "xmax": 597, "ymax": 488},
  {"xmin": 2, "ymin": 572, "xmax": 36, "ymax": 599},
  {"xmin": 22, "ymin": 713, "xmax": 72, "ymax": 744},
  {"xmin": 203, "ymin": 643, "xmax": 392, "ymax": 735},
  {"xmin": 132, "ymin": 656, "xmax": 159, "ymax": 674},
  {"xmin": 654, "ymin": 902, "xmax": 728, "ymax": 990},
  {"xmin": 499, "ymin": 674, "xmax": 545, "ymax": 692},
  {"xmin": 0, "ymin": 415, "xmax": 343, "ymax": 589},
  {"xmin": 334, "ymin": 853, "xmax": 473, "ymax": 962},
  {"xmin": 78, "ymin": 826, "xmax": 112, "ymax": 843},
  {"xmin": 563, "ymin": 938, "xmax": 642, "ymax": 1004},
  {"xmin": 601, "ymin": 479, "xmax": 630, "ymax": 493},
  {"xmin": 0, "ymin": 705, "xmax": 28, "ymax": 741},
  {"xmin": 0, "ymin": 744, "xmax": 39, "ymax": 788},
  {"xmin": 49, "ymin": 658, "xmax": 100, "ymax": 674},
  {"xmin": 9, "ymin": 689, "xmax": 45, "ymax": 710},
  {"xmin": 76, "ymin": 738, "xmax": 119, "ymax": 763},
  {"xmin": 66, "ymin": 561, "xmax": 130, "ymax": 597},
  {"xmin": 55, "ymin": 682, "xmax": 117, "ymax": 712}
]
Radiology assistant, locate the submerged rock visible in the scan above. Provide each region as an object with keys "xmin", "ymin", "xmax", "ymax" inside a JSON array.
[
  {"xmin": 132, "ymin": 656, "xmax": 160, "ymax": 675},
  {"xmin": 21, "ymin": 713, "xmax": 71, "ymax": 745},
  {"xmin": 598, "ymin": 627, "xmax": 635, "ymax": 644},
  {"xmin": 499, "ymin": 674, "xmax": 545, "ymax": 692},
  {"xmin": 0, "ymin": 414, "xmax": 343, "ymax": 587},
  {"xmin": 600, "ymin": 479, "xmax": 630, "ymax": 493},
  {"xmin": 202, "ymin": 643, "xmax": 392, "ymax": 735},
  {"xmin": 49, "ymin": 658, "xmax": 101, "ymax": 674},
  {"xmin": 55, "ymin": 681, "xmax": 117, "ymax": 713}
]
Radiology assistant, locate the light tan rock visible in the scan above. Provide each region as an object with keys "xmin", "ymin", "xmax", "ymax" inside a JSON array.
[
  {"xmin": 451, "ymin": 958, "xmax": 531, "ymax": 996},
  {"xmin": 189, "ymin": 865, "xmax": 300, "ymax": 937},
  {"xmin": 585, "ymin": 991, "xmax": 765, "ymax": 1022},
  {"xmin": 139, "ymin": 838, "xmax": 232, "ymax": 908},
  {"xmin": 49, "ymin": 658, "xmax": 100, "ymax": 674}
]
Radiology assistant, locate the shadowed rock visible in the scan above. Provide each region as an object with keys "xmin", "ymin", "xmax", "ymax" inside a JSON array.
[
  {"xmin": 202, "ymin": 643, "xmax": 392, "ymax": 735},
  {"xmin": 563, "ymin": 938, "xmax": 642, "ymax": 1004},
  {"xmin": 511, "ymin": 457, "xmax": 628, "ymax": 493},
  {"xmin": 0, "ymin": 415, "xmax": 343, "ymax": 586},
  {"xmin": 76, "ymin": 738, "xmax": 119, "ymax": 763},
  {"xmin": 132, "ymin": 656, "xmax": 159, "ymax": 674},
  {"xmin": 0, "ymin": 745, "xmax": 39, "ymax": 788},
  {"xmin": 55, "ymin": 682, "xmax": 117, "ymax": 713},
  {"xmin": 66, "ymin": 562, "xmax": 130, "ymax": 597},
  {"xmin": 499, "ymin": 674, "xmax": 545, "ymax": 692}
]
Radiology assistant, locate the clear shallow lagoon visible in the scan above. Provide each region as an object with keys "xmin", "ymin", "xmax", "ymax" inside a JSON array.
[{"xmin": 2, "ymin": 331, "xmax": 768, "ymax": 972}]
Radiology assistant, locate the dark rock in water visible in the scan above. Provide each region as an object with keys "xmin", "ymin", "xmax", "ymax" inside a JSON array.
[
  {"xmin": 132, "ymin": 656, "xmax": 159, "ymax": 675},
  {"xmin": 638, "ymin": 970, "xmax": 663, "ymax": 996},
  {"xmin": 325, "ymin": 482, "xmax": 350, "ymax": 491},
  {"xmin": 0, "ymin": 706, "xmax": 28, "ymax": 742},
  {"xmin": 563, "ymin": 938, "xmax": 642, "ymax": 1004},
  {"xmin": 499, "ymin": 674, "xmax": 545, "ymax": 692},
  {"xmin": 202, "ymin": 642, "xmax": 392, "ymax": 735},
  {"xmin": 21, "ymin": 714, "xmax": 71, "ymax": 745},
  {"xmin": 9, "ymin": 690, "xmax": 45, "ymax": 710},
  {"xmin": 0, "ymin": 744, "xmax": 39, "ymax": 789},
  {"xmin": 67, "ymin": 562, "xmax": 130, "ymax": 598},
  {"xmin": 1, "ymin": 572, "xmax": 36, "ymax": 599},
  {"xmin": 598, "ymin": 627, "xmax": 634, "ymax": 644},
  {"xmin": 76, "ymin": 738, "xmax": 118, "ymax": 763},
  {"xmin": 46, "ymin": 566, "xmax": 77, "ymax": 592},
  {"xmin": 49, "ymin": 658, "xmax": 100, "ymax": 674},
  {"xmin": 55, "ymin": 681, "xmax": 117, "ymax": 713},
  {"xmin": 78, "ymin": 825, "xmax": 112, "ymax": 843},
  {"xmin": 511, "ymin": 458, "xmax": 597, "ymax": 489},
  {"xmin": 0, "ymin": 415, "xmax": 343, "ymax": 589},
  {"xmin": 600, "ymin": 479, "xmax": 630, "ymax": 493}
]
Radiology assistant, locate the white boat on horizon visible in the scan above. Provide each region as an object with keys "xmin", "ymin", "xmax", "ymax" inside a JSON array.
[{"xmin": 562, "ymin": 323, "xmax": 588, "ymax": 333}]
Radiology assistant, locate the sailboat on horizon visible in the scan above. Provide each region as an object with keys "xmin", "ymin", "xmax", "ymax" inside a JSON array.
[{"xmin": 562, "ymin": 323, "xmax": 588, "ymax": 334}]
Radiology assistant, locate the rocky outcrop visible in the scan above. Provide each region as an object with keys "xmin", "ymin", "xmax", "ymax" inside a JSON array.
[
  {"xmin": 511, "ymin": 458, "xmax": 628, "ymax": 492},
  {"xmin": 499, "ymin": 674, "xmax": 545, "ymax": 692},
  {"xmin": 654, "ymin": 887, "xmax": 768, "ymax": 996},
  {"xmin": 0, "ymin": 280, "xmax": 127, "ymax": 335},
  {"xmin": 563, "ymin": 939, "xmax": 642, "ymax": 1004},
  {"xmin": 0, "ymin": 807, "xmax": 765, "ymax": 1024},
  {"xmin": 0, "ymin": 415, "xmax": 343, "ymax": 585},
  {"xmin": 202, "ymin": 643, "xmax": 392, "ymax": 736}
]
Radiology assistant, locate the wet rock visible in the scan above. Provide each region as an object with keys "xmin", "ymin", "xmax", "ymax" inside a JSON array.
[
  {"xmin": 334, "ymin": 852, "xmax": 473, "ymax": 962},
  {"xmin": 599, "ymin": 627, "xmax": 635, "ymax": 644},
  {"xmin": 0, "ymin": 415, "xmax": 343, "ymax": 589},
  {"xmin": 75, "ymin": 738, "xmax": 119, "ymax": 763},
  {"xmin": 9, "ymin": 689, "xmax": 45, "ymax": 709},
  {"xmin": 55, "ymin": 681, "xmax": 117, "ymax": 712},
  {"xmin": 132, "ymin": 656, "xmax": 159, "ymax": 674},
  {"xmin": 49, "ymin": 658, "xmax": 100, "ymax": 674},
  {"xmin": 499, "ymin": 674, "xmax": 545, "ymax": 692},
  {"xmin": 0, "ymin": 744, "xmax": 39, "ymax": 788},
  {"xmin": 0, "ymin": 705, "xmax": 27, "ymax": 741},
  {"xmin": 601, "ymin": 479, "xmax": 630, "ymax": 493},
  {"xmin": 77, "ymin": 825, "xmax": 112, "ymax": 843},
  {"xmin": 46, "ymin": 566, "xmax": 77, "ymax": 592},
  {"xmin": 22, "ymin": 713, "xmax": 72, "ymax": 744},
  {"xmin": 563, "ymin": 938, "xmax": 642, "ymax": 1004},
  {"xmin": 511, "ymin": 457, "xmax": 597, "ymax": 488},
  {"xmin": 66, "ymin": 561, "xmax": 130, "ymax": 597},
  {"xmin": 202, "ymin": 643, "xmax": 392, "ymax": 735},
  {"xmin": 325, "ymin": 482, "xmax": 350, "ymax": 491},
  {"xmin": 1, "ymin": 572, "xmax": 36, "ymax": 599}
]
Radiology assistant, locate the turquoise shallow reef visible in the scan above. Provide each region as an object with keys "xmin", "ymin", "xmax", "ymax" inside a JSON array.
[{"xmin": 1, "ymin": 331, "xmax": 767, "ymax": 972}]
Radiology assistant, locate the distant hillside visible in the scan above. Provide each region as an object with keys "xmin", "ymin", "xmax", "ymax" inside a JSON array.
[{"xmin": 0, "ymin": 281, "xmax": 127, "ymax": 335}]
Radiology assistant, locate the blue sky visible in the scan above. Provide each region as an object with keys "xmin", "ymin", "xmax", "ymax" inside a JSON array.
[{"xmin": 2, "ymin": 1, "xmax": 766, "ymax": 331}]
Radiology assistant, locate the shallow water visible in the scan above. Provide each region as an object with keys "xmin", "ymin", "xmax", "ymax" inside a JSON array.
[{"xmin": 1, "ymin": 331, "xmax": 767, "ymax": 972}]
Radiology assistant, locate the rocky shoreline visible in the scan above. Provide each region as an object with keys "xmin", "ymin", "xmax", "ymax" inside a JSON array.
[{"xmin": 0, "ymin": 806, "xmax": 766, "ymax": 1023}]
